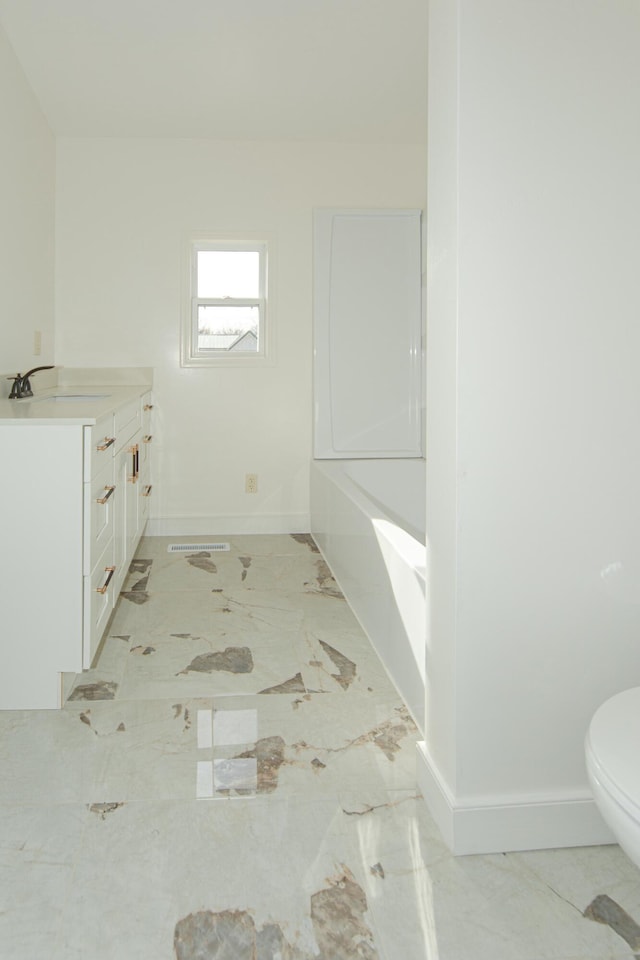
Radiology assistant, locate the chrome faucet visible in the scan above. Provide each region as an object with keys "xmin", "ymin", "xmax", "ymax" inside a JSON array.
[{"xmin": 7, "ymin": 365, "xmax": 55, "ymax": 399}]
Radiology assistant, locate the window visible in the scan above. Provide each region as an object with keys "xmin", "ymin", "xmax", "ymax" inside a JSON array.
[{"xmin": 182, "ymin": 239, "xmax": 271, "ymax": 366}]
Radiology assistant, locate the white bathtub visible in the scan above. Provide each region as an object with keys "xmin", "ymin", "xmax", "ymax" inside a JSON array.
[{"xmin": 310, "ymin": 458, "xmax": 426, "ymax": 734}]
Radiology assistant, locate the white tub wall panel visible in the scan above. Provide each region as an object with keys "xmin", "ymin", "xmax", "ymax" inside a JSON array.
[
  {"xmin": 313, "ymin": 208, "xmax": 423, "ymax": 459},
  {"xmin": 310, "ymin": 459, "xmax": 426, "ymax": 733},
  {"xmin": 345, "ymin": 458, "xmax": 426, "ymax": 541}
]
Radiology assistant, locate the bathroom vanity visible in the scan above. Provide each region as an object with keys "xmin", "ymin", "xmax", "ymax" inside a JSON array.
[{"xmin": 0, "ymin": 368, "xmax": 153, "ymax": 709}]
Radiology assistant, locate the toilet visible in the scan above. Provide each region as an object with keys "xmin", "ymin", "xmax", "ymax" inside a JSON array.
[{"xmin": 586, "ymin": 686, "xmax": 640, "ymax": 868}]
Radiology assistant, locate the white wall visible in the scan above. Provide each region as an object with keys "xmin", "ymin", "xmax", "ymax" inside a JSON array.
[
  {"xmin": 421, "ymin": 0, "xmax": 640, "ymax": 853},
  {"xmin": 0, "ymin": 21, "xmax": 55, "ymax": 379},
  {"xmin": 55, "ymin": 139, "xmax": 426, "ymax": 533}
]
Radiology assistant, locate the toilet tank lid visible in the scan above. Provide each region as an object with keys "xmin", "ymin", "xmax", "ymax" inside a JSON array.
[{"xmin": 588, "ymin": 686, "xmax": 640, "ymax": 805}]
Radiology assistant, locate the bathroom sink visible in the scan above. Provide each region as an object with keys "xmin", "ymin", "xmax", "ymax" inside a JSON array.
[{"xmin": 32, "ymin": 394, "xmax": 111, "ymax": 402}]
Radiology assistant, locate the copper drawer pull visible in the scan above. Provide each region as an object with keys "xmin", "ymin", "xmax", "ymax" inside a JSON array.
[
  {"xmin": 143, "ymin": 435, "xmax": 153, "ymax": 443},
  {"xmin": 127, "ymin": 444, "xmax": 139, "ymax": 482},
  {"xmin": 96, "ymin": 485, "xmax": 116, "ymax": 505},
  {"xmin": 143, "ymin": 403, "xmax": 154, "ymax": 411},
  {"xmin": 142, "ymin": 484, "xmax": 153, "ymax": 497},
  {"xmin": 97, "ymin": 437, "xmax": 116, "ymax": 451},
  {"xmin": 96, "ymin": 566, "xmax": 116, "ymax": 594}
]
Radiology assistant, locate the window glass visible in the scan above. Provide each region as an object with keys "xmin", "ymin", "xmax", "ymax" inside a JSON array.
[
  {"xmin": 182, "ymin": 238, "xmax": 271, "ymax": 367},
  {"xmin": 197, "ymin": 305, "xmax": 259, "ymax": 352},
  {"xmin": 196, "ymin": 251, "xmax": 260, "ymax": 298}
]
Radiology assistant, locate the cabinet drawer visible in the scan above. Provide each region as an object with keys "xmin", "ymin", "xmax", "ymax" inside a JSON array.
[
  {"xmin": 83, "ymin": 540, "xmax": 116, "ymax": 669},
  {"xmin": 85, "ymin": 413, "xmax": 116, "ymax": 481},
  {"xmin": 83, "ymin": 461, "xmax": 116, "ymax": 575},
  {"xmin": 115, "ymin": 399, "xmax": 141, "ymax": 451}
]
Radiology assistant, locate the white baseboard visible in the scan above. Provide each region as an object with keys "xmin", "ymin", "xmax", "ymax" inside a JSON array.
[
  {"xmin": 416, "ymin": 741, "xmax": 616, "ymax": 855},
  {"xmin": 145, "ymin": 514, "xmax": 310, "ymax": 537}
]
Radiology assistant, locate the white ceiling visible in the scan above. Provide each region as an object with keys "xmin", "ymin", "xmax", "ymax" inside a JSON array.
[{"xmin": 0, "ymin": 0, "xmax": 428, "ymax": 141}]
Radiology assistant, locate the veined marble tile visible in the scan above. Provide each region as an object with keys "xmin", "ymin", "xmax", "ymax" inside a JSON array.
[
  {"xmin": 0, "ymin": 803, "xmax": 89, "ymax": 960},
  {"xmin": 57, "ymin": 688, "xmax": 419, "ymax": 805},
  {"xmin": 66, "ymin": 634, "xmax": 130, "ymax": 703},
  {"xmin": 0, "ymin": 708, "xmax": 109, "ymax": 804},
  {"xmin": 115, "ymin": 628, "xmax": 313, "ymax": 702},
  {"xmin": 339, "ymin": 789, "xmax": 444, "ymax": 960},
  {"xmin": 514, "ymin": 843, "xmax": 640, "ymax": 917},
  {"xmin": 299, "ymin": 625, "xmax": 398, "ymax": 698},
  {"xmin": 142, "ymin": 549, "xmax": 334, "ymax": 597},
  {"xmin": 133, "ymin": 532, "xmax": 322, "ymax": 562},
  {"xmin": 63, "ymin": 697, "xmax": 209, "ymax": 803},
  {"xmin": 55, "ymin": 794, "xmax": 386, "ymax": 960},
  {"xmin": 422, "ymin": 846, "xmax": 639, "ymax": 960},
  {"xmin": 8, "ymin": 532, "xmax": 640, "ymax": 960},
  {"xmin": 111, "ymin": 585, "xmax": 305, "ymax": 643},
  {"xmin": 204, "ymin": 691, "xmax": 419, "ymax": 802}
]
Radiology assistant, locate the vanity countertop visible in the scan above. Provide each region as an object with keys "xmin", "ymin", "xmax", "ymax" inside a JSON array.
[{"xmin": 0, "ymin": 385, "xmax": 150, "ymax": 426}]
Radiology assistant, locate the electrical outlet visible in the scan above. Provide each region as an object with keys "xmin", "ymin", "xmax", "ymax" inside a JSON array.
[{"xmin": 245, "ymin": 473, "xmax": 258, "ymax": 494}]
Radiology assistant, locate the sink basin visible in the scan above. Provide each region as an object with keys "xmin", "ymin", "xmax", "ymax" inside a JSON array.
[{"xmin": 32, "ymin": 394, "xmax": 111, "ymax": 402}]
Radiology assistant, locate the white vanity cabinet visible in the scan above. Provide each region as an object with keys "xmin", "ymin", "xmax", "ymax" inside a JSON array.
[{"xmin": 0, "ymin": 383, "xmax": 153, "ymax": 709}]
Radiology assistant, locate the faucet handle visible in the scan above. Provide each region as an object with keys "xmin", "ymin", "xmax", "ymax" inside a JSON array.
[{"xmin": 7, "ymin": 374, "xmax": 24, "ymax": 400}]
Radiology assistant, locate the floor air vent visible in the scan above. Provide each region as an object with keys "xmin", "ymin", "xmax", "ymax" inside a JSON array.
[{"xmin": 167, "ymin": 543, "xmax": 230, "ymax": 553}]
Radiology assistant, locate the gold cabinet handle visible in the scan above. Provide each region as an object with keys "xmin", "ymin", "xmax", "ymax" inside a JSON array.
[
  {"xmin": 96, "ymin": 566, "xmax": 116, "ymax": 594},
  {"xmin": 143, "ymin": 435, "xmax": 153, "ymax": 443},
  {"xmin": 97, "ymin": 437, "xmax": 116, "ymax": 451},
  {"xmin": 142, "ymin": 484, "xmax": 153, "ymax": 497},
  {"xmin": 127, "ymin": 443, "xmax": 139, "ymax": 482},
  {"xmin": 143, "ymin": 403, "xmax": 154, "ymax": 411},
  {"xmin": 96, "ymin": 485, "xmax": 116, "ymax": 505}
]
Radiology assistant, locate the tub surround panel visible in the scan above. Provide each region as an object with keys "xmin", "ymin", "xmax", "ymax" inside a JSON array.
[
  {"xmin": 313, "ymin": 208, "xmax": 423, "ymax": 459},
  {"xmin": 310, "ymin": 458, "xmax": 426, "ymax": 734}
]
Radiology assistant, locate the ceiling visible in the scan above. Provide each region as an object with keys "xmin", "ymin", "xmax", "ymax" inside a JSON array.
[{"xmin": 0, "ymin": 0, "xmax": 428, "ymax": 141}]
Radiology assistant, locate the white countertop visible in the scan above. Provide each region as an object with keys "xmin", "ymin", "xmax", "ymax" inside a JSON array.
[{"xmin": 0, "ymin": 372, "xmax": 152, "ymax": 426}]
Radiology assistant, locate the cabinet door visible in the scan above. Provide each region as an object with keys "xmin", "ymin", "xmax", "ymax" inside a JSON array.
[
  {"xmin": 139, "ymin": 392, "xmax": 153, "ymax": 533},
  {"xmin": 83, "ymin": 460, "xmax": 116, "ymax": 576},
  {"xmin": 113, "ymin": 441, "xmax": 132, "ymax": 596},
  {"xmin": 83, "ymin": 539, "xmax": 116, "ymax": 668},
  {"xmin": 126, "ymin": 431, "xmax": 142, "ymax": 560},
  {"xmin": 113, "ymin": 430, "xmax": 143, "ymax": 595}
]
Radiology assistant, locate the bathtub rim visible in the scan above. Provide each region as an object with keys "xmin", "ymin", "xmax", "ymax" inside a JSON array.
[{"xmin": 311, "ymin": 456, "xmax": 426, "ymax": 548}]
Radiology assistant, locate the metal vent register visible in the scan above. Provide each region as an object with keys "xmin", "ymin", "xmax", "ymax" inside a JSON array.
[{"xmin": 167, "ymin": 543, "xmax": 230, "ymax": 553}]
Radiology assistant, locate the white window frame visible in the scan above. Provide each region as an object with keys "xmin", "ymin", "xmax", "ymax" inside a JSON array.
[{"xmin": 181, "ymin": 236, "xmax": 273, "ymax": 367}]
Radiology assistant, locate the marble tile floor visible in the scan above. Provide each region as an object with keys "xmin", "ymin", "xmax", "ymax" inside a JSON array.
[{"xmin": 2, "ymin": 534, "xmax": 640, "ymax": 959}]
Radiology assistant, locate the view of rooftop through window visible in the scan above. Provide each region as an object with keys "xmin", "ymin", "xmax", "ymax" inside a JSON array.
[{"xmin": 196, "ymin": 250, "xmax": 261, "ymax": 352}]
